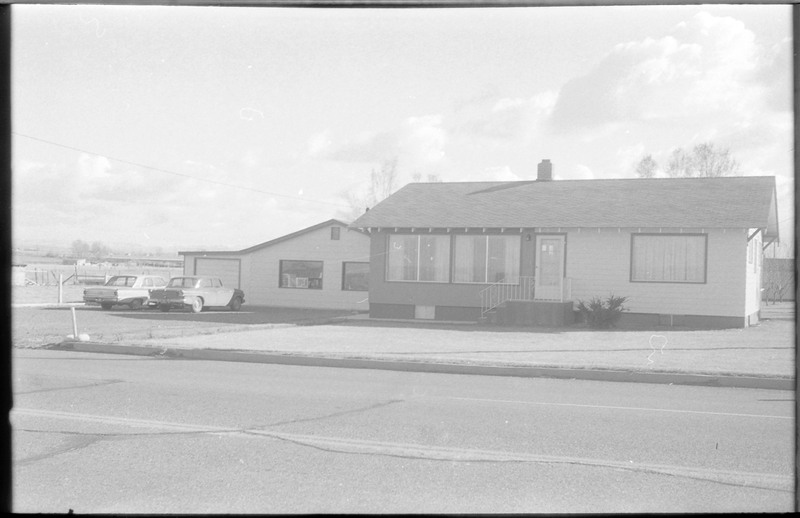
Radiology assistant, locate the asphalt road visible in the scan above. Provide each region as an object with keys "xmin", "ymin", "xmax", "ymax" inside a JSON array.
[{"xmin": 11, "ymin": 349, "xmax": 795, "ymax": 514}]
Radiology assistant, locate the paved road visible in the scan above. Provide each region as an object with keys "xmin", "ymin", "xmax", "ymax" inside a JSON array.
[{"xmin": 12, "ymin": 350, "xmax": 795, "ymax": 513}]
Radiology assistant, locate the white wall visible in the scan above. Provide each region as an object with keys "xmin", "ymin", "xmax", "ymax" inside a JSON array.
[
  {"xmin": 182, "ymin": 224, "xmax": 370, "ymax": 310},
  {"xmin": 566, "ymin": 227, "xmax": 746, "ymax": 318}
]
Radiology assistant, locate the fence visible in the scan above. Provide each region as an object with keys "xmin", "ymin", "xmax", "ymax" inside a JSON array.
[{"xmin": 20, "ymin": 266, "xmax": 184, "ymax": 287}]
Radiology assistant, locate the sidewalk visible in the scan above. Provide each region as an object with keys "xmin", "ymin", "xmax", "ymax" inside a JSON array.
[{"xmin": 50, "ymin": 306, "xmax": 796, "ymax": 391}]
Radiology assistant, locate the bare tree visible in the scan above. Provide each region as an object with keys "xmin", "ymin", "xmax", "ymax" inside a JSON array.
[
  {"xmin": 666, "ymin": 142, "xmax": 741, "ymax": 178},
  {"xmin": 346, "ymin": 158, "xmax": 399, "ymax": 220},
  {"xmin": 412, "ymin": 172, "xmax": 442, "ymax": 183},
  {"xmin": 666, "ymin": 148, "xmax": 694, "ymax": 177},
  {"xmin": 691, "ymin": 143, "xmax": 740, "ymax": 177},
  {"xmin": 635, "ymin": 155, "xmax": 657, "ymax": 178},
  {"xmin": 71, "ymin": 239, "xmax": 90, "ymax": 258}
]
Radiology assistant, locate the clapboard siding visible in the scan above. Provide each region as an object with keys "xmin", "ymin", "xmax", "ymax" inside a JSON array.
[
  {"xmin": 182, "ymin": 222, "xmax": 370, "ymax": 311},
  {"xmin": 245, "ymin": 225, "xmax": 370, "ymax": 310},
  {"xmin": 567, "ymin": 228, "xmax": 745, "ymax": 317}
]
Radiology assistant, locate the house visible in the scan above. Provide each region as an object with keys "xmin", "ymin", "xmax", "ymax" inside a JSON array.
[
  {"xmin": 350, "ymin": 160, "xmax": 779, "ymax": 328},
  {"xmin": 179, "ymin": 219, "xmax": 371, "ymax": 311}
]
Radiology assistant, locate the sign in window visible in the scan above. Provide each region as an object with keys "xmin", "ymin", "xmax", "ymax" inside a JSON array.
[{"xmin": 280, "ymin": 260, "xmax": 323, "ymax": 289}]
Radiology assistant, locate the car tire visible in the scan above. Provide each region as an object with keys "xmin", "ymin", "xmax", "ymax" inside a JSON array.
[
  {"xmin": 159, "ymin": 304, "xmax": 170, "ymax": 312},
  {"xmin": 100, "ymin": 302, "xmax": 114, "ymax": 310},
  {"xmin": 191, "ymin": 298, "xmax": 204, "ymax": 314},
  {"xmin": 129, "ymin": 299, "xmax": 143, "ymax": 310},
  {"xmin": 229, "ymin": 297, "xmax": 242, "ymax": 311}
]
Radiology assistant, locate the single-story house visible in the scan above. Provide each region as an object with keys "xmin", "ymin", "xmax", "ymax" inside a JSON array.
[
  {"xmin": 179, "ymin": 219, "xmax": 371, "ymax": 311},
  {"xmin": 350, "ymin": 160, "xmax": 779, "ymax": 328}
]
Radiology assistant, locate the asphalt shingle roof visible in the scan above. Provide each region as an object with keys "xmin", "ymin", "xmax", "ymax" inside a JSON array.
[{"xmin": 350, "ymin": 176, "xmax": 778, "ymax": 237}]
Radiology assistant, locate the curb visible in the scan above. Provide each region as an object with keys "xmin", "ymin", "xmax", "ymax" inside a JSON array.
[{"xmin": 47, "ymin": 341, "xmax": 795, "ymax": 391}]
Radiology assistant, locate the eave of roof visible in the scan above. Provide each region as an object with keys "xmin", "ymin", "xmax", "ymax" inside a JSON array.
[{"xmin": 179, "ymin": 218, "xmax": 364, "ymax": 256}]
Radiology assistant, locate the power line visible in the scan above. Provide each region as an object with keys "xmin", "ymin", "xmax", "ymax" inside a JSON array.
[{"xmin": 13, "ymin": 132, "xmax": 352, "ymax": 209}]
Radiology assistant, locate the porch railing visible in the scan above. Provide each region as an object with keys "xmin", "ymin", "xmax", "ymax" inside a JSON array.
[{"xmin": 479, "ymin": 276, "xmax": 572, "ymax": 317}]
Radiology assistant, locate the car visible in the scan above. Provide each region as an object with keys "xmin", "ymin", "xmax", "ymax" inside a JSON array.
[
  {"xmin": 83, "ymin": 275, "xmax": 168, "ymax": 310},
  {"xmin": 150, "ymin": 276, "xmax": 245, "ymax": 313}
]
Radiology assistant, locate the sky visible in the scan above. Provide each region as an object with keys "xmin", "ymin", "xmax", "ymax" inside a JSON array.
[{"xmin": 11, "ymin": 3, "xmax": 794, "ymax": 254}]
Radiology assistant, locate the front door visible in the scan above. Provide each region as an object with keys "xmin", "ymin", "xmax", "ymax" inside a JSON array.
[{"xmin": 534, "ymin": 235, "xmax": 565, "ymax": 301}]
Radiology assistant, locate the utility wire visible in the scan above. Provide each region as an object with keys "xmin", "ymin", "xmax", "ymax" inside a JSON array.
[{"xmin": 13, "ymin": 132, "xmax": 352, "ymax": 208}]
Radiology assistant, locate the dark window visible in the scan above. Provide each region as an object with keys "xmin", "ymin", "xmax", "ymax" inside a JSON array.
[
  {"xmin": 331, "ymin": 227, "xmax": 341, "ymax": 240},
  {"xmin": 280, "ymin": 260, "xmax": 323, "ymax": 289},
  {"xmin": 342, "ymin": 262, "xmax": 369, "ymax": 291}
]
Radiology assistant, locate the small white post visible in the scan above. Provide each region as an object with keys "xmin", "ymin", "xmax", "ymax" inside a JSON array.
[
  {"xmin": 70, "ymin": 307, "xmax": 78, "ymax": 338},
  {"xmin": 58, "ymin": 274, "xmax": 63, "ymax": 304}
]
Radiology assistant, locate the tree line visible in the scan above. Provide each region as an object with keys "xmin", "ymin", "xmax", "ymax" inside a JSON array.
[
  {"xmin": 635, "ymin": 142, "xmax": 741, "ymax": 178},
  {"xmin": 71, "ymin": 240, "xmax": 111, "ymax": 259}
]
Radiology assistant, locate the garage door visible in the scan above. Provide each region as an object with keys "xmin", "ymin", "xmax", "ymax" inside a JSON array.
[{"xmin": 194, "ymin": 258, "xmax": 241, "ymax": 289}]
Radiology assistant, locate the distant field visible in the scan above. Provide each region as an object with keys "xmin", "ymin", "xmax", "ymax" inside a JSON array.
[{"xmin": 17, "ymin": 263, "xmax": 184, "ymax": 286}]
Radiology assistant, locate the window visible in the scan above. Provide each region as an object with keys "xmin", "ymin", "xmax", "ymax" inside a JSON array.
[
  {"xmin": 387, "ymin": 234, "xmax": 450, "ymax": 282},
  {"xmin": 280, "ymin": 260, "xmax": 323, "ymax": 289},
  {"xmin": 631, "ymin": 234, "xmax": 706, "ymax": 283},
  {"xmin": 454, "ymin": 235, "xmax": 521, "ymax": 283},
  {"xmin": 331, "ymin": 227, "xmax": 341, "ymax": 240},
  {"xmin": 342, "ymin": 262, "xmax": 369, "ymax": 291}
]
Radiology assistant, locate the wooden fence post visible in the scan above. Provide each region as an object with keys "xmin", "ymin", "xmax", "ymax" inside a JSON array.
[{"xmin": 58, "ymin": 274, "xmax": 63, "ymax": 304}]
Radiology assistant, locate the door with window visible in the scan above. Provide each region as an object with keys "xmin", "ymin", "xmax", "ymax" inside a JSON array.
[{"xmin": 534, "ymin": 235, "xmax": 565, "ymax": 301}]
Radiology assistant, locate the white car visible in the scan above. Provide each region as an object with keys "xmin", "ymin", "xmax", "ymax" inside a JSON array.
[{"xmin": 83, "ymin": 275, "xmax": 167, "ymax": 310}]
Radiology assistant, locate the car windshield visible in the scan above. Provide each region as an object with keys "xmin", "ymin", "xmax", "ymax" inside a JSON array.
[
  {"xmin": 167, "ymin": 277, "xmax": 199, "ymax": 288},
  {"xmin": 105, "ymin": 276, "xmax": 136, "ymax": 287}
]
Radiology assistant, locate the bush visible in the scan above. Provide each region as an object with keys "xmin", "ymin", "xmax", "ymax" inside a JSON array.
[{"xmin": 577, "ymin": 295, "xmax": 628, "ymax": 329}]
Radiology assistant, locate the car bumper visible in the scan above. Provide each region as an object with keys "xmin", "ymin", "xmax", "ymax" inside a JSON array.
[
  {"xmin": 84, "ymin": 297, "xmax": 120, "ymax": 305},
  {"xmin": 153, "ymin": 298, "xmax": 191, "ymax": 309}
]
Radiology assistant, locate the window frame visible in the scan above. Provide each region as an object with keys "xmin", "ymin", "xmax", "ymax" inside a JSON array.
[
  {"xmin": 279, "ymin": 259, "xmax": 324, "ymax": 289},
  {"xmin": 385, "ymin": 233, "xmax": 451, "ymax": 283},
  {"xmin": 452, "ymin": 234, "xmax": 522, "ymax": 285},
  {"xmin": 629, "ymin": 233, "xmax": 708, "ymax": 284},
  {"xmin": 341, "ymin": 261, "xmax": 370, "ymax": 291},
  {"xmin": 331, "ymin": 226, "xmax": 341, "ymax": 240}
]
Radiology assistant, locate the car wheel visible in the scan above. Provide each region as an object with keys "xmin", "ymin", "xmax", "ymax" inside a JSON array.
[
  {"xmin": 100, "ymin": 302, "xmax": 113, "ymax": 310},
  {"xmin": 191, "ymin": 298, "xmax": 204, "ymax": 313},
  {"xmin": 129, "ymin": 299, "xmax": 143, "ymax": 310},
  {"xmin": 229, "ymin": 297, "xmax": 242, "ymax": 311},
  {"xmin": 159, "ymin": 304, "xmax": 170, "ymax": 312}
]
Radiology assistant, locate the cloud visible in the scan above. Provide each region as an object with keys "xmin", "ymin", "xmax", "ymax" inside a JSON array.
[
  {"xmin": 549, "ymin": 11, "xmax": 780, "ymax": 132},
  {"xmin": 323, "ymin": 115, "xmax": 447, "ymax": 173},
  {"xmin": 450, "ymin": 91, "xmax": 557, "ymax": 141}
]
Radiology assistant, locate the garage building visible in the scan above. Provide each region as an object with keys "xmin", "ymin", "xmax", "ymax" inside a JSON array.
[{"xmin": 179, "ymin": 219, "xmax": 371, "ymax": 311}]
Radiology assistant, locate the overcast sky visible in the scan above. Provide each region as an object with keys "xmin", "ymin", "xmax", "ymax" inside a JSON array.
[{"xmin": 12, "ymin": 4, "xmax": 793, "ymax": 253}]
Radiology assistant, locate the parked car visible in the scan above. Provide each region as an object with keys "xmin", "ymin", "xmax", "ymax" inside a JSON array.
[
  {"xmin": 83, "ymin": 275, "xmax": 168, "ymax": 310},
  {"xmin": 150, "ymin": 276, "xmax": 245, "ymax": 313}
]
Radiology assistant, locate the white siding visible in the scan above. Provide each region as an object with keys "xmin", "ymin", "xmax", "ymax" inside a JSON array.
[
  {"xmin": 180, "ymin": 224, "xmax": 370, "ymax": 311},
  {"xmin": 246, "ymin": 225, "xmax": 370, "ymax": 310},
  {"xmin": 566, "ymin": 228, "xmax": 746, "ymax": 318}
]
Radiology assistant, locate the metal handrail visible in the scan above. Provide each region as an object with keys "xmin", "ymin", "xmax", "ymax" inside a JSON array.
[{"xmin": 479, "ymin": 276, "xmax": 572, "ymax": 317}]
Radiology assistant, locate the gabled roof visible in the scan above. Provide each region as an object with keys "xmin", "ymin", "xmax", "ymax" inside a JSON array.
[
  {"xmin": 350, "ymin": 176, "xmax": 779, "ymax": 238},
  {"xmin": 179, "ymin": 219, "xmax": 365, "ymax": 256}
]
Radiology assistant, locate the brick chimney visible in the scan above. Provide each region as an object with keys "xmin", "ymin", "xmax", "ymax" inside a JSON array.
[{"xmin": 537, "ymin": 159, "xmax": 553, "ymax": 181}]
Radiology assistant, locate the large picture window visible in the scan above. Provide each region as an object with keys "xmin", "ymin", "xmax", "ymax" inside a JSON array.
[
  {"xmin": 631, "ymin": 234, "xmax": 706, "ymax": 283},
  {"xmin": 387, "ymin": 234, "xmax": 450, "ymax": 282},
  {"xmin": 454, "ymin": 235, "xmax": 521, "ymax": 284},
  {"xmin": 342, "ymin": 262, "xmax": 369, "ymax": 291},
  {"xmin": 280, "ymin": 260, "xmax": 323, "ymax": 289}
]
